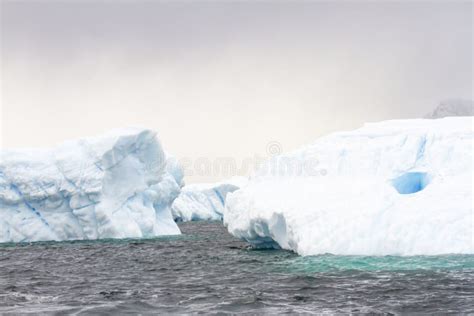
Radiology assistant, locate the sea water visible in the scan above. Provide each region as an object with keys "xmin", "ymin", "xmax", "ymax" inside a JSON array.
[{"xmin": 0, "ymin": 221, "xmax": 472, "ymax": 313}]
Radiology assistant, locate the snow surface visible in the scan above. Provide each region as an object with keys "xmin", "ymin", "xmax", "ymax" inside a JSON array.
[
  {"xmin": 425, "ymin": 99, "xmax": 473, "ymax": 118},
  {"xmin": 224, "ymin": 117, "xmax": 474, "ymax": 256},
  {"xmin": 0, "ymin": 128, "xmax": 183, "ymax": 243},
  {"xmin": 172, "ymin": 177, "xmax": 247, "ymax": 222}
]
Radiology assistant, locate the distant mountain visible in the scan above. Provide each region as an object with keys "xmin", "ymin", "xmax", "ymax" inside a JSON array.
[{"xmin": 424, "ymin": 99, "xmax": 473, "ymax": 118}]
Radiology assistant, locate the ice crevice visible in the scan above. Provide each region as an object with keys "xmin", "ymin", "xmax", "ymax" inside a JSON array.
[
  {"xmin": 392, "ymin": 172, "xmax": 430, "ymax": 194},
  {"xmin": 10, "ymin": 184, "xmax": 52, "ymax": 229}
]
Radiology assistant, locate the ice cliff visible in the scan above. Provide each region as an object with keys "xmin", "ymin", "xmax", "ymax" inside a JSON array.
[
  {"xmin": 0, "ymin": 128, "xmax": 183, "ymax": 243},
  {"xmin": 224, "ymin": 117, "xmax": 473, "ymax": 256},
  {"xmin": 172, "ymin": 177, "xmax": 247, "ymax": 222}
]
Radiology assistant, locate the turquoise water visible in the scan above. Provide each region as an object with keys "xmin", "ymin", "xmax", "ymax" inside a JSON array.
[{"xmin": 277, "ymin": 253, "xmax": 474, "ymax": 273}]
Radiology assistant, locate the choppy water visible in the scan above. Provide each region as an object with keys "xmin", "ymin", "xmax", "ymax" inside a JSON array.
[{"xmin": 0, "ymin": 221, "xmax": 473, "ymax": 314}]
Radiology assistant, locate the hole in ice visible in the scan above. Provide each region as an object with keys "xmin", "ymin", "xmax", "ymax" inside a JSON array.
[{"xmin": 391, "ymin": 172, "xmax": 430, "ymax": 194}]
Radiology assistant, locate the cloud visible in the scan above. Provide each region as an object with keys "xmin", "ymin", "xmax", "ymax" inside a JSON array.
[{"xmin": 1, "ymin": 1, "xmax": 472, "ymax": 182}]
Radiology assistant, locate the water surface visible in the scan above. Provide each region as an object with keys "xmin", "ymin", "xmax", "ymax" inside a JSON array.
[{"xmin": 0, "ymin": 221, "xmax": 473, "ymax": 314}]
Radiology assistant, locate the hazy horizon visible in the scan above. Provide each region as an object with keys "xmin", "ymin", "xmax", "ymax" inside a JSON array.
[{"xmin": 1, "ymin": 1, "xmax": 472, "ymax": 182}]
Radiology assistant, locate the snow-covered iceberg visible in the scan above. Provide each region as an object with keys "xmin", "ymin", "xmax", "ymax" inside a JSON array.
[
  {"xmin": 224, "ymin": 117, "xmax": 473, "ymax": 256},
  {"xmin": 172, "ymin": 177, "xmax": 247, "ymax": 222},
  {"xmin": 0, "ymin": 128, "xmax": 184, "ymax": 243}
]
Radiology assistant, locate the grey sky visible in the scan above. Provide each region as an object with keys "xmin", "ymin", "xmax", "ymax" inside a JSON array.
[{"xmin": 1, "ymin": 1, "xmax": 472, "ymax": 182}]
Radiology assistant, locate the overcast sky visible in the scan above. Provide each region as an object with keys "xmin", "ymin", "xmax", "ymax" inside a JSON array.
[{"xmin": 1, "ymin": 1, "xmax": 472, "ymax": 182}]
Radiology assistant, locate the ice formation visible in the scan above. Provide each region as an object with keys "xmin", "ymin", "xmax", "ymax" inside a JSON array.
[
  {"xmin": 424, "ymin": 99, "xmax": 473, "ymax": 118},
  {"xmin": 224, "ymin": 117, "xmax": 473, "ymax": 256},
  {"xmin": 172, "ymin": 177, "xmax": 247, "ymax": 222},
  {"xmin": 0, "ymin": 128, "xmax": 184, "ymax": 243}
]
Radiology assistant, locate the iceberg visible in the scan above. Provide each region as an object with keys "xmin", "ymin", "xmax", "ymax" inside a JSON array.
[
  {"xmin": 424, "ymin": 99, "xmax": 473, "ymax": 118},
  {"xmin": 0, "ymin": 128, "xmax": 183, "ymax": 243},
  {"xmin": 172, "ymin": 177, "xmax": 247, "ymax": 222},
  {"xmin": 224, "ymin": 117, "xmax": 473, "ymax": 256}
]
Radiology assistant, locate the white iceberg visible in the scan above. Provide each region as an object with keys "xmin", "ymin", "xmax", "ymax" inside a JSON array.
[
  {"xmin": 224, "ymin": 117, "xmax": 473, "ymax": 256},
  {"xmin": 425, "ymin": 99, "xmax": 473, "ymax": 118},
  {"xmin": 0, "ymin": 128, "xmax": 183, "ymax": 243},
  {"xmin": 172, "ymin": 177, "xmax": 247, "ymax": 222}
]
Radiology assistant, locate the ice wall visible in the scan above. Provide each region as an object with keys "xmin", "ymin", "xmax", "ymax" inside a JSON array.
[
  {"xmin": 0, "ymin": 128, "xmax": 183, "ymax": 243},
  {"xmin": 224, "ymin": 117, "xmax": 473, "ymax": 256},
  {"xmin": 172, "ymin": 177, "xmax": 247, "ymax": 222}
]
